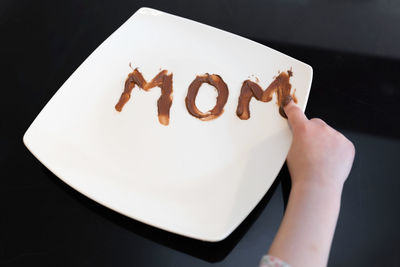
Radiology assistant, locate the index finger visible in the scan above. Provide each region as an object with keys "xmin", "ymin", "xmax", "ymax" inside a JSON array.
[{"xmin": 283, "ymin": 100, "xmax": 308, "ymax": 130}]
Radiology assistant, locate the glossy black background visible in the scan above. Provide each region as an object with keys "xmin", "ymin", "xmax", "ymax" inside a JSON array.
[{"xmin": 1, "ymin": 1, "xmax": 400, "ymax": 266}]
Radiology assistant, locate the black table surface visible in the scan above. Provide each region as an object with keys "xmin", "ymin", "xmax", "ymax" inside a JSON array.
[{"xmin": 1, "ymin": 1, "xmax": 400, "ymax": 266}]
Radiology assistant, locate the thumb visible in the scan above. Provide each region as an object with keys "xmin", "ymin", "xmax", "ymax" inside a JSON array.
[{"xmin": 283, "ymin": 100, "xmax": 308, "ymax": 131}]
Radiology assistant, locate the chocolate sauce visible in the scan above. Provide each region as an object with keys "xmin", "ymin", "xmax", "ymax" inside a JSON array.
[
  {"xmin": 236, "ymin": 70, "xmax": 297, "ymax": 120},
  {"xmin": 185, "ymin": 74, "xmax": 229, "ymax": 121},
  {"xmin": 115, "ymin": 67, "xmax": 173, "ymax": 126}
]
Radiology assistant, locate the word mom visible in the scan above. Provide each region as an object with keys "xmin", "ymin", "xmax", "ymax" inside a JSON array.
[{"xmin": 115, "ymin": 66, "xmax": 295, "ymax": 126}]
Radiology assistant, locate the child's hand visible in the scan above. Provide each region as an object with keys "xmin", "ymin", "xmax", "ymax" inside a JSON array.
[
  {"xmin": 283, "ymin": 101, "xmax": 355, "ymax": 190},
  {"xmin": 268, "ymin": 101, "xmax": 355, "ymax": 267}
]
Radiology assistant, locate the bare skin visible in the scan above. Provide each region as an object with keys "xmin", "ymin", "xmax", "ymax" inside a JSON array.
[{"xmin": 268, "ymin": 101, "xmax": 355, "ymax": 267}]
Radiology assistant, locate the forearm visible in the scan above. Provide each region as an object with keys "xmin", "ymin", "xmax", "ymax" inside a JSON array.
[{"xmin": 268, "ymin": 181, "xmax": 343, "ymax": 267}]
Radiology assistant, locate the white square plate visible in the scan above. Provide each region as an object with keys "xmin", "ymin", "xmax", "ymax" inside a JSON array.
[{"xmin": 23, "ymin": 7, "xmax": 312, "ymax": 241}]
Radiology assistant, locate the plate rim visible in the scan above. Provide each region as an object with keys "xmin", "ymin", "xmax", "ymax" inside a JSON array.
[{"xmin": 23, "ymin": 6, "xmax": 313, "ymax": 242}]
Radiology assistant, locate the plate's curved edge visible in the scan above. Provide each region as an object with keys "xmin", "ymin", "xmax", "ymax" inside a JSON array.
[{"xmin": 302, "ymin": 64, "xmax": 313, "ymax": 112}]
